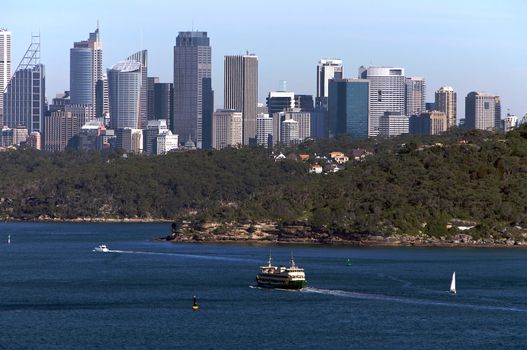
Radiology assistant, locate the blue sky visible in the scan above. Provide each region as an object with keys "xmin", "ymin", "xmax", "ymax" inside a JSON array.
[{"xmin": 3, "ymin": 0, "xmax": 527, "ymax": 117}]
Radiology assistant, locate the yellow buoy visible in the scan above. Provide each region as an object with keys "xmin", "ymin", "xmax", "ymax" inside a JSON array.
[{"xmin": 192, "ymin": 296, "xmax": 199, "ymax": 311}]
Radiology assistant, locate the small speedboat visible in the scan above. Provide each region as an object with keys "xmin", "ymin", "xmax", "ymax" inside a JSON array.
[{"xmin": 93, "ymin": 244, "xmax": 110, "ymax": 253}]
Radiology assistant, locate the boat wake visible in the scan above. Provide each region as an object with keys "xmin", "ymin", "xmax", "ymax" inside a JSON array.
[
  {"xmin": 301, "ymin": 287, "xmax": 526, "ymax": 313},
  {"xmin": 102, "ymin": 249, "xmax": 255, "ymax": 262}
]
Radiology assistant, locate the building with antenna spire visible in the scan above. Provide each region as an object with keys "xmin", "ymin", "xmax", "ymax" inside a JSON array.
[
  {"xmin": 70, "ymin": 26, "xmax": 102, "ymax": 118},
  {"xmin": 3, "ymin": 34, "xmax": 45, "ymax": 133}
]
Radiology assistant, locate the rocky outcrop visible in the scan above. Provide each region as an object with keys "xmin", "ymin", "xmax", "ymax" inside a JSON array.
[{"xmin": 165, "ymin": 221, "xmax": 527, "ymax": 247}]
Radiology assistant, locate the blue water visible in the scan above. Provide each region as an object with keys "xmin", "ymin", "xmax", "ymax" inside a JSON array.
[{"xmin": 0, "ymin": 223, "xmax": 526, "ymax": 349}]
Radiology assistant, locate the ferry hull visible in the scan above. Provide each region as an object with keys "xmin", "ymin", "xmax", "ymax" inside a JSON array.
[{"xmin": 256, "ymin": 278, "xmax": 307, "ymax": 290}]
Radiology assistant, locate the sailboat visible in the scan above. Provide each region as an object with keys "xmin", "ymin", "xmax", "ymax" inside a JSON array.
[
  {"xmin": 7, "ymin": 234, "xmax": 10, "ymax": 244},
  {"xmin": 450, "ymin": 272, "xmax": 456, "ymax": 295}
]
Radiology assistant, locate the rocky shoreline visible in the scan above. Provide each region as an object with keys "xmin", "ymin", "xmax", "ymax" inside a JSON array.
[{"xmin": 164, "ymin": 221, "xmax": 527, "ymax": 248}]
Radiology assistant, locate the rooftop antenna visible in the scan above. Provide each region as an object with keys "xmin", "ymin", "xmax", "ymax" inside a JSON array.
[
  {"xmin": 140, "ymin": 28, "xmax": 143, "ymax": 51},
  {"xmin": 97, "ymin": 19, "xmax": 99, "ymax": 31}
]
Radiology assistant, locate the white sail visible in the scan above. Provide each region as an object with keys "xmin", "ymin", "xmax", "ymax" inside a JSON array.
[{"xmin": 450, "ymin": 272, "xmax": 456, "ymax": 294}]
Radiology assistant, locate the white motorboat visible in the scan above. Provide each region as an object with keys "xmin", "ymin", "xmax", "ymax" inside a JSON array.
[{"xmin": 93, "ymin": 244, "xmax": 110, "ymax": 253}]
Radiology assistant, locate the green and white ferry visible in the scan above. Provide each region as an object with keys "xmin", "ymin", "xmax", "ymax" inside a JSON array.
[{"xmin": 256, "ymin": 255, "xmax": 307, "ymax": 290}]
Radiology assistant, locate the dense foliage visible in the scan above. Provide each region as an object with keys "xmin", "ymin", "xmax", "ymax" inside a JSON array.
[{"xmin": 1, "ymin": 126, "xmax": 527, "ymax": 238}]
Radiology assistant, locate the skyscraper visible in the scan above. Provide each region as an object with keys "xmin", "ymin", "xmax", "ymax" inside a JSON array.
[
  {"xmin": 3, "ymin": 35, "xmax": 45, "ymax": 133},
  {"xmin": 266, "ymin": 91, "xmax": 295, "ymax": 116},
  {"xmin": 0, "ymin": 29, "xmax": 12, "ymax": 125},
  {"xmin": 107, "ymin": 60, "xmax": 143, "ymax": 130},
  {"xmin": 316, "ymin": 59, "xmax": 343, "ymax": 109},
  {"xmin": 328, "ymin": 79, "xmax": 370, "ymax": 139},
  {"xmin": 127, "ymin": 50, "xmax": 148, "ymax": 129},
  {"xmin": 70, "ymin": 27, "xmax": 102, "ymax": 115},
  {"xmin": 256, "ymin": 113, "xmax": 273, "ymax": 148},
  {"xmin": 405, "ymin": 76, "xmax": 426, "ymax": 116},
  {"xmin": 359, "ymin": 66, "xmax": 405, "ymax": 137},
  {"xmin": 224, "ymin": 54, "xmax": 258, "ymax": 145},
  {"xmin": 173, "ymin": 31, "xmax": 211, "ymax": 148},
  {"xmin": 465, "ymin": 91, "xmax": 500, "ymax": 131},
  {"xmin": 435, "ymin": 86, "xmax": 457, "ymax": 129}
]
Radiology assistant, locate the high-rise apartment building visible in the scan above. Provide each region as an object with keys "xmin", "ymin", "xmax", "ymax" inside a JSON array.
[
  {"xmin": 316, "ymin": 59, "xmax": 343, "ymax": 109},
  {"xmin": 405, "ymin": 77, "xmax": 426, "ymax": 116},
  {"xmin": 272, "ymin": 109, "xmax": 311, "ymax": 145},
  {"xmin": 359, "ymin": 66, "xmax": 405, "ymax": 137},
  {"xmin": 3, "ymin": 35, "xmax": 45, "ymax": 133},
  {"xmin": 0, "ymin": 29, "xmax": 12, "ymax": 125},
  {"xmin": 256, "ymin": 113, "xmax": 273, "ymax": 148},
  {"xmin": 280, "ymin": 119, "xmax": 300, "ymax": 145},
  {"xmin": 224, "ymin": 54, "xmax": 258, "ymax": 145},
  {"xmin": 212, "ymin": 109, "xmax": 242, "ymax": 150},
  {"xmin": 108, "ymin": 60, "xmax": 143, "ymax": 130},
  {"xmin": 70, "ymin": 27, "xmax": 102, "ymax": 118},
  {"xmin": 173, "ymin": 31, "xmax": 211, "ymax": 148},
  {"xmin": 328, "ymin": 79, "xmax": 370, "ymax": 139},
  {"xmin": 435, "ymin": 86, "xmax": 457, "ymax": 129},
  {"xmin": 465, "ymin": 91, "xmax": 501, "ymax": 131}
]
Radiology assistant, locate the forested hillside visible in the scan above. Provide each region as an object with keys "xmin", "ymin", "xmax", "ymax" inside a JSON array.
[{"xmin": 2, "ymin": 126, "xmax": 527, "ymax": 239}]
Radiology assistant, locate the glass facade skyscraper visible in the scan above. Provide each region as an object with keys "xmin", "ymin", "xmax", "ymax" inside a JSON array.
[
  {"xmin": 3, "ymin": 35, "xmax": 45, "ymax": 133},
  {"xmin": 173, "ymin": 31, "xmax": 211, "ymax": 148},
  {"xmin": 70, "ymin": 28, "xmax": 102, "ymax": 115},
  {"xmin": 328, "ymin": 79, "xmax": 370, "ymax": 139},
  {"xmin": 108, "ymin": 61, "xmax": 142, "ymax": 130}
]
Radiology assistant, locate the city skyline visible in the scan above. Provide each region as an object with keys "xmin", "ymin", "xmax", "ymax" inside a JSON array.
[{"xmin": 3, "ymin": 0, "xmax": 526, "ymax": 118}]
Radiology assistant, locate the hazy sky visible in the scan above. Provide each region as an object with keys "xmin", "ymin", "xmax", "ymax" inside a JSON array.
[{"xmin": 3, "ymin": 0, "xmax": 527, "ymax": 117}]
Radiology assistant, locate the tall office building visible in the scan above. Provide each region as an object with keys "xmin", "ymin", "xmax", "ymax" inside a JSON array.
[
  {"xmin": 95, "ymin": 74, "xmax": 109, "ymax": 119},
  {"xmin": 0, "ymin": 29, "xmax": 11, "ymax": 125},
  {"xmin": 127, "ymin": 50, "xmax": 148, "ymax": 129},
  {"xmin": 147, "ymin": 77, "xmax": 159, "ymax": 121},
  {"xmin": 379, "ymin": 112, "xmax": 409, "ymax": 137},
  {"xmin": 70, "ymin": 27, "xmax": 102, "ymax": 118},
  {"xmin": 173, "ymin": 31, "xmax": 211, "ymax": 148},
  {"xmin": 143, "ymin": 119, "xmax": 169, "ymax": 155},
  {"xmin": 294, "ymin": 95, "xmax": 314, "ymax": 112},
  {"xmin": 435, "ymin": 86, "xmax": 457, "ymax": 129},
  {"xmin": 212, "ymin": 109, "xmax": 242, "ymax": 150},
  {"xmin": 3, "ymin": 35, "xmax": 45, "ymax": 133},
  {"xmin": 328, "ymin": 79, "xmax": 370, "ymax": 139},
  {"xmin": 153, "ymin": 82, "xmax": 173, "ymax": 121},
  {"xmin": 201, "ymin": 77, "xmax": 214, "ymax": 149},
  {"xmin": 359, "ymin": 66, "xmax": 405, "ymax": 137},
  {"xmin": 405, "ymin": 77, "xmax": 426, "ymax": 116},
  {"xmin": 266, "ymin": 91, "xmax": 295, "ymax": 116},
  {"xmin": 44, "ymin": 111, "xmax": 80, "ymax": 152},
  {"xmin": 107, "ymin": 60, "xmax": 143, "ymax": 130},
  {"xmin": 316, "ymin": 59, "xmax": 343, "ymax": 109},
  {"xmin": 224, "ymin": 54, "xmax": 258, "ymax": 145},
  {"xmin": 409, "ymin": 111, "xmax": 447, "ymax": 135},
  {"xmin": 465, "ymin": 91, "xmax": 501, "ymax": 131}
]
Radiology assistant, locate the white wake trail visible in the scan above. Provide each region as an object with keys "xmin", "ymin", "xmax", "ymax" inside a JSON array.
[{"xmin": 302, "ymin": 287, "xmax": 526, "ymax": 313}]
